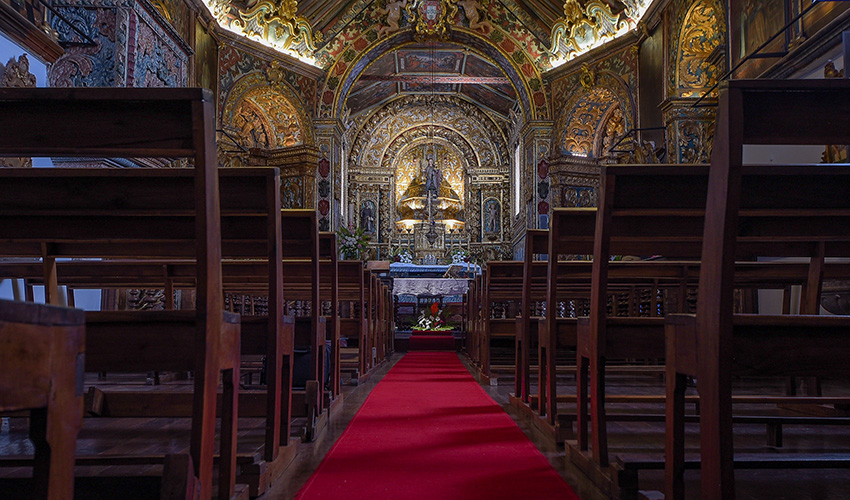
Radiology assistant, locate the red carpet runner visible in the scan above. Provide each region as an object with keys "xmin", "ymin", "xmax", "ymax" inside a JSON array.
[
  {"xmin": 295, "ymin": 352, "xmax": 581, "ymax": 500},
  {"xmin": 408, "ymin": 330, "xmax": 455, "ymax": 350}
]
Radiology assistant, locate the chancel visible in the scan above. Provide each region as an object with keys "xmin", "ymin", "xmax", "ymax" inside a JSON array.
[{"xmin": 2, "ymin": 0, "xmax": 850, "ymax": 499}]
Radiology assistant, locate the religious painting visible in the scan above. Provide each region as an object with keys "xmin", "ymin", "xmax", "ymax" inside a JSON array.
[
  {"xmin": 361, "ymin": 200, "xmax": 377, "ymax": 234},
  {"xmin": 462, "ymin": 55, "xmax": 503, "ymax": 78},
  {"xmin": 483, "ymin": 199, "xmax": 500, "ymax": 234},
  {"xmin": 398, "ymin": 50, "xmax": 463, "ymax": 72},
  {"xmin": 460, "ymin": 85, "xmax": 514, "ymax": 116},
  {"xmin": 730, "ymin": 0, "xmax": 786, "ymax": 77}
]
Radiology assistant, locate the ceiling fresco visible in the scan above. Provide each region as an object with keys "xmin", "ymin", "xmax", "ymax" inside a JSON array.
[{"xmin": 345, "ymin": 41, "xmax": 518, "ymax": 118}]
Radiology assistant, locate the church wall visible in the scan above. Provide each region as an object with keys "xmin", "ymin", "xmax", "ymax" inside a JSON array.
[
  {"xmin": 545, "ymin": 38, "xmax": 639, "ymax": 210},
  {"xmin": 215, "ymin": 37, "xmax": 326, "ymax": 224},
  {"xmin": 48, "ymin": 0, "xmax": 190, "ymax": 88}
]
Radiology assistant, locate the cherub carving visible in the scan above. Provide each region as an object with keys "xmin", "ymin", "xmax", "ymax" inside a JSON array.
[
  {"xmin": 377, "ymin": 0, "xmax": 407, "ymax": 38},
  {"xmin": 458, "ymin": 0, "xmax": 493, "ymax": 34}
]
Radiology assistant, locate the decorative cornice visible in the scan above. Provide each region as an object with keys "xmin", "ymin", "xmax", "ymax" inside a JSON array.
[
  {"xmin": 548, "ymin": 0, "xmax": 650, "ymax": 68},
  {"xmin": 544, "ymin": 29, "xmax": 638, "ymax": 81},
  {"xmin": 196, "ymin": 0, "xmax": 320, "ymax": 65},
  {"xmin": 214, "ymin": 25, "xmax": 325, "ymax": 79}
]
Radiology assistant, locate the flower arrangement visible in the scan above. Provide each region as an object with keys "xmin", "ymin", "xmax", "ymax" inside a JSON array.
[
  {"xmin": 414, "ymin": 302, "xmax": 452, "ymax": 331},
  {"xmin": 450, "ymin": 247, "xmax": 469, "ymax": 264},
  {"xmin": 337, "ymin": 224, "xmax": 370, "ymax": 260},
  {"xmin": 388, "ymin": 245, "xmax": 413, "ymax": 264}
]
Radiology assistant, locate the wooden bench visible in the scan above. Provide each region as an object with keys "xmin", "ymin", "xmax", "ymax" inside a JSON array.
[
  {"xmin": 665, "ymin": 79, "xmax": 850, "ymax": 500},
  {"xmin": 0, "ymin": 300, "xmax": 86, "ymax": 500},
  {"xmin": 0, "ymin": 167, "xmax": 299, "ymax": 495},
  {"xmin": 337, "ymin": 261, "xmax": 368, "ymax": 384},
  {"xmin": 575, "ymin": 163, "xmax": 850, "ymax": 471},
  {"xmin": 0, "ymin": 88, "xmax": 237, "ymax": 500}
]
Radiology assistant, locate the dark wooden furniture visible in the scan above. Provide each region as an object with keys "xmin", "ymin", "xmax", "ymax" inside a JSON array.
[
  {"xmin": 0, "ymin": 88, "xmax": 235, "ymax": 500},
  {"xmin": 0, "ymin": 300, "xmax": 86, "ymax": 500},
  {"xmin": 665, "ymin": 79, "xmax": 850, "ymax": 500}
]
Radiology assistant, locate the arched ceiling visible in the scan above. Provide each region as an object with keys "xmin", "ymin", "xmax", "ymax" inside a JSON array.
[
  {"xmin": 346, "ymin": 41, "xmax": 518, "ymax": 118},
  {"xmin": 297, "ymin": 0, "xmax": 565, "ymax": 36}
]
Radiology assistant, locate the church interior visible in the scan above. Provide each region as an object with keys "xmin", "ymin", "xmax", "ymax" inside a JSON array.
[{"xmin": 2, "ymin": 0, "xmax": 850, "ymax": 498}]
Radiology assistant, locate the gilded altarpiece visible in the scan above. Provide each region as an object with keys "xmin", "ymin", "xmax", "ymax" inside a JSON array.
[
  {"xmin": 346, "ymin": 95, "xmax": 510, "ymax": 261},
  {"xmin": 661, "ymin": 0, "xmax": 724, "ymax": 163},
  {"xmin": 547, "ymin": 43, "xmax": 636, "ymax": 216}
]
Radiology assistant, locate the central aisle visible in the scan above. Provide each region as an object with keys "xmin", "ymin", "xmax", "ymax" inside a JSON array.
[{"xmin": 295, "ymin": 352, "xmax": 581, "ymax": 500}]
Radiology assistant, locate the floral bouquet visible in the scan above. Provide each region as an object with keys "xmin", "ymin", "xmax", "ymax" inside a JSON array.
[
  {"xmin": 337, "ymin": 224, "xmax": 370, "ymax": 260},
  {"xmin": 450, "ymin": 247, "xmax": 469, "ymax": 264},
  {"xmin": 414, "ymin": 302, "xmax": 452, "ymax": 331}
]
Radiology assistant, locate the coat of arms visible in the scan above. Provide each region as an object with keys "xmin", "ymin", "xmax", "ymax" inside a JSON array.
[{"xmin": 406, "ymin": 0, "xmax": 457, "ymax": 38}]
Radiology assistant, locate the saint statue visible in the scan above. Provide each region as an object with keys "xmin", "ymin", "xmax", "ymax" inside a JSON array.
[{"xmin": 424, "ymin": 154, "xmax": 442, "ymax": 196}]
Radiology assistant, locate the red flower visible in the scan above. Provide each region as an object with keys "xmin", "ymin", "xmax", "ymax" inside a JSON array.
[{"xmin": 431, "ymin": 302, "xmax": 439, "ymax": 315}]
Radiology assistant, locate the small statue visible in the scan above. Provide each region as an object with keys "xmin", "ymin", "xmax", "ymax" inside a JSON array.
[
  {"xmin": 424, "ymin": 155, "xmax": 442, "ymax": 195},
  {"xmin": 457, "ymin": 0, "xmax": 493, "ymax": 34},
  {"xmin": 377, "ymin": 0, "xmax": 407, "ymax": 38}
]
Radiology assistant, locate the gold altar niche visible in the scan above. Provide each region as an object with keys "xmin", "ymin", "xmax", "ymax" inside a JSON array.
[{"xmin": 394, "ymin": 143, "xmax": 468, "ymax": 264}]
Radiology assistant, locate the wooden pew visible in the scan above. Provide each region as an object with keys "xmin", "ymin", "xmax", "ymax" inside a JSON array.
[
  {"xmin": 665, "ymin": 79, "xmax": 850, "ymax": 500},
  {"xmin": 0, "ymin": 300, "xmax": 86, "ymax": 500},
  {"xmin": 0, "ymin": 88, "xmax": 235, "ymax": 500},
  {"xmin": 574, "ymin": 164, "xmax": 850, "ymax": 471},
  {"xmin": 337, "ymin": 261, "xmax": 367, "ymax": 384},
  {"xmin": 516, "ymin": 230, "xmax": 550, "ymax": 404},
  {"xmin": 275, "ymin": 210, "xmax": 325, "ymax": 442}
]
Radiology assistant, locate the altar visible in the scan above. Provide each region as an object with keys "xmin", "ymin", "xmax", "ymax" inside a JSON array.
[{"xmin": 388, "ymin": 262, "xmax": 479, "ymax": 351}]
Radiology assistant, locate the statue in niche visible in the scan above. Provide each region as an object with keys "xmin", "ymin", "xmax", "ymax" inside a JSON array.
[
  {"xmin": 458, "ymin": 0, "xmax": 493, "ymax": 34},
  {"xmin": 361, "ymin": 200, "xmax": 376, "ymax": 234},
  {"xmin": 377, "ymin": 0, "xmax": 407, "ymax": 38},
  {"xmin": 602, "ymin": 106, "xmax": 624, "ymax": 154},
  {"xmin": 424, "ymin": 154, "xmax": 442, "ymax": 196},
  {"xmin": 484, "ymin": 199, "xmax": 500, "ymax": 233},
  {"xmin": 235, "ymin": 100, "xmax": 270, "ymax": 149}
]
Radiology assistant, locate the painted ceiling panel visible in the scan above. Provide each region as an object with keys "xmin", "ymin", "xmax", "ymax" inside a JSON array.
[
  {"xmin": 347, "ymin": 81, "xmax": 397, "ymax": 111},
  {"xmin": 462, "ymin": 55, "xmax": 505, "ymax": 79},
  {"xmin": 398, "ymin": 50, "xmax": 464, "ymax": 73},
  {"xmin": 460, "ymin": 84, "xmax": 515, "ymax": 115}
]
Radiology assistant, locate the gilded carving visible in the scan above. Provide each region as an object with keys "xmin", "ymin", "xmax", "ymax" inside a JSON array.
[
  {"xmin": 405, "ymin": 0, "xmax": 458, "ymax": 39},
  {"xmin": 457, "ymin": 0, "xmax": 493, "ymax": 34},
  {"xmin": 550, "ymin": 0, "xmax": 649, "ymax": 64},
  {"xmin": 222, "ymin": 72, "xmax": 313, "ymax": 150},
  {"xmin": 349, "ymin": 94, "xmax": 508, "ymax": 173},
  {"xmin": 203, "ymin": 0, "xmax": 319, "ymax": 62},
  {"xmin": 676, "ymin": 0, "xmax": 722, "ymax": 97}
]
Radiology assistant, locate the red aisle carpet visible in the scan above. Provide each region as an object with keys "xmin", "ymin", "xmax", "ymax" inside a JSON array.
[
  {"xmin": 408, "ymin": 330, "xmax": 455, "ymax": 350},
  {"xmin": 295, "ymin": 352, "xmax": 581, "ymax": 500}
]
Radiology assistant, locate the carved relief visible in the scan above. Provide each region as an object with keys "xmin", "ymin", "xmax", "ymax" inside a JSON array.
[
  {"xmin": 676, "ymin": 0, "xmax": 723, "ymax": 97},
  {"xmin": 550, "ymin": 0, "xmax": 649, "ymax": 64},
  {"xmin": 377, "ymin": 0, "xmax": 408, "ymax": 38},
  {"xmin": 221, "ymin": 72, "xmax": 312, "ymax": 150},
  {"xmin": 203, "ymin": 0, "xmax": 319, "ymax": 61},
  {"xmin": 349, "ymin": 94, "xmax": 508, "ymax": 173},
  {"xmin": 458, "ymin": 0, "xmax": 493, "ymax": 34}
]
